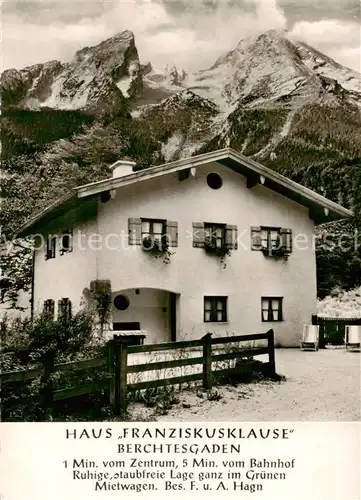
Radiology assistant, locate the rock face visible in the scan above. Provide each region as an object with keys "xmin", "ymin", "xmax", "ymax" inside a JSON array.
[
  {"xmin": 1, "ymin": 29, "xmax": 361, "ymax": 303},
  {"xmin": 1, "ymin": 30, "xmax": 142, "ymax": 116},
  {"xmin": 180, "ymin": 29, "xmax": 360, "ymax": 112},
  {"xmin": 2, "ymin": 28, "xmax": 360, "ymax": 117}
]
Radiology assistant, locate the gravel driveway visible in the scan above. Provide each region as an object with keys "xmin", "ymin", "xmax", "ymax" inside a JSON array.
[{"xmin": 156, "ymin": 348, "xmax": 361, "ymax": 421}]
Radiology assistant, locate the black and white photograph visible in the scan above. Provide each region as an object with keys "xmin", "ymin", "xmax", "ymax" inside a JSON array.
[{"xmin": 0, "ymin": 0, "xmax": 360, "ymax": 497}]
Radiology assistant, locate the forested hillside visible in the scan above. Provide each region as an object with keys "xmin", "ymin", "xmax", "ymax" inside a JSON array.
[{"xmin": 1, "ymin": 29, "xmax": 361, "ymax": 308}]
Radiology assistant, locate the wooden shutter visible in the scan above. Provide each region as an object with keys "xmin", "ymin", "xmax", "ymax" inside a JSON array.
[
  {"xmin": 58, "ymin": 298, "xmax": 72, "ymax": 320},
  {"xmin": 58, "ymin": 299, "xmax": 63, "ymax": 318},
  {"xmin": 225, "ymin": 225, "xmax": 238, "ymax": 250},
  {"xmin": 251, "ymin": 226, "xmax": 262, "ymax": 250},
  {"xmin": 49, "ymin": 299, "xmax": 55, "ymax": 318},
  {"xmin": 68, "ymin": 230, "xmax": 73, "ymax": 252},
  {"xmin": 51, "ymin": 237, "xmax": 56, "ymax": 258},
  {"xmin": 166, "ymin": 220, "xmax": 178, "ymax": 247},
  {"xmin": 128, "ymin": 218, "xmax": 142, "ymax": 245},
  {"xmin": 43, "ymin": 299, "xmax": 54, "ymax": 317},
  {"xmin": 66, "ymin": 299, "xmax": 72, "ymax": 319},
  {"xmin": 44, "ymin": 237, "xmax": 49, "ymax": 260},
  {"xmin": 192, "ymin": 222, "xmax": 205, "ymax": 248},
  {"xmin": 60, "ymin": 230, "xmax": 73, "ymax": 255},
  {"xmin": 281, "ymin": 228, "xmax": 292, "ymax": 255}
]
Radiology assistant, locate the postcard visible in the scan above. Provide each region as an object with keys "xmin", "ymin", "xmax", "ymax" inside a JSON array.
[{"xmin": 1, "ymin": 1, "xmax": 360, "ymax": 498}]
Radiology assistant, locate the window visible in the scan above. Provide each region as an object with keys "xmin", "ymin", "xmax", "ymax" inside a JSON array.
[
  {"xmin": 261, "ymin": 227, "xmax": 282, "ymax": 254},
  {"xmin": 261, "ymin": 297, "xmax": 283, "ymax": 322},
  {"xmin": 128, "ymin": 218, "xmax": 178, "ymax": 247},
  {"xmin": 141, "ymin": 218, "xmax": 167, "ymax": 250},
  {"xmin": 60, "ymin": 229, "xmax": 73, "ymax": 255},
  {"xmin": 141, "ymin": 219, "xmax": 165, "ymax": 241},
  {"xmin": 43, "ymin": 299, "xmax": 55, "ymax": 318},
  {"xmin": 204, "ymin": 296, "xmax": 227, "ymax": 322},
  {"xmin": 58, "ymin": 298, "xmax": 72, "ymax": 320},
  {"xmin": 207, "ymin": 173, "xmax": 223, "ymax": 190},
  {"xmin": 204, "ymin": 223, "xmax": 225, "ymax": 249},
  {"xmin": 113, "ymin": 294, "xmax": 130, "ymax": 311},
  {"xmin": 45, "ymin": 236, "xmax": 56, "ymax": 260},
  {"xmin": 193, "ymin": 222, "xmax": 238, "ymax": 250},
  {"xmin": 251, "ymin": 226, "xmax": 292, "ymax": 256}
]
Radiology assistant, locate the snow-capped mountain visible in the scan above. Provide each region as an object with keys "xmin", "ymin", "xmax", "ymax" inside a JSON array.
[
  {"xmin": 2, "ymin": 28, "xmax": 360, "ymax": 235},
  {"xmin": 143, "ymin": 29, "xmax": 360, "ymax": 113},
  {"xmin": 1, "ymin": 30, "xmax": 142, "ymax": 116},
  {"xmin": 3, "ymin": 28, "xmax": 359, "ymax": 117},
  {"xmin": 2, "ymin": 28, "xmax": 361, "ymax": 303}
]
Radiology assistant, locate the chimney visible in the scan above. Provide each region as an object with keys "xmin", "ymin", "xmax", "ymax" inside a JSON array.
[{"xmin": 111, "ymin": 157, "xmax": 136, "ymax": 178}]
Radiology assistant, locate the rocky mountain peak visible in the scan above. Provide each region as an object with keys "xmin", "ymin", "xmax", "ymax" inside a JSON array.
[
  {"xmin": 183, "ymin": 28, "xmax": 360, "ymax": 112},
  {"xmin": 1, "ymin": 30, "xmax": 141, "ymax": 115}
]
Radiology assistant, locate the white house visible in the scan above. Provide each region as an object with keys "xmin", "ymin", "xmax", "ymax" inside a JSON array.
[{"xmin": 15, "ymin": 148, "xmax": 352, "ymax": 347}]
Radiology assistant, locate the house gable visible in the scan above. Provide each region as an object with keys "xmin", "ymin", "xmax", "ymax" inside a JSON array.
[{"xmin": 14, "ymin": 148, "xmax": 353, "ymax": 238}]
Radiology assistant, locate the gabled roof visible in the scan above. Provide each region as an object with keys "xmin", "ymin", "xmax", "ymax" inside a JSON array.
[{"xmin": 15, "ymin": 148, "xmax": 353, "ymax": 237}]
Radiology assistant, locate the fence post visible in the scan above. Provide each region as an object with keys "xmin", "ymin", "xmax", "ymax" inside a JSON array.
[
  {"xmin": 112, "ymin": 335, "xmax": 128, "ymax": 415},
  {"xmin": 107, "ymin": 339, "xmax": 116, "ymax": 408},
  {"xmin": 40, "ymin": 351, "xmax": 55, "ymax": 421},
  {"xmin": 202, "ymin": 333, "xmax": 212, "ymax": 390},
  {"xmin": 119, "ymin": 342, "xmax": 128, "ymax": 412},
  {"xmin": 267, "ymin": 329, "xmax": 276, "ymax": 378}
]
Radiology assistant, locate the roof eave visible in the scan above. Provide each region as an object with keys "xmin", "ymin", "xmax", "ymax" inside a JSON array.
[
  {"xmin": 13, "ymin": 191, "xmax": 77, "ymax": 239},
  {"xmin": 12, "ymin": 147, "xmax": 353, "ymax": 237}
]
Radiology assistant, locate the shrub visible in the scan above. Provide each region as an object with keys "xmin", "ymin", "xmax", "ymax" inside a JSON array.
[
  {"xmin": 137, "ymin": 386, "xmax": 180, "ymax": 415},
  {"xmin": 0, "ymin": 310, "xmax": 105, "ymax": 421}
]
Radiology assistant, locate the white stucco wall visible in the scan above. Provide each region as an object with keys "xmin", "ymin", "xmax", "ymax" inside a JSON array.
[
  {"xmin": 33, "ymin": 218, "xmax": 98, "ymax": 316},
  {"xmin": 33, "ymin": 161, "xmax": 317, "ymax": 346}
]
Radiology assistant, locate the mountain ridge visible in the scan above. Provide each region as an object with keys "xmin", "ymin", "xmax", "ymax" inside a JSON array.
[{"xmin": 1, "ymin": 28, "xmax": 361, "ymax": 303}]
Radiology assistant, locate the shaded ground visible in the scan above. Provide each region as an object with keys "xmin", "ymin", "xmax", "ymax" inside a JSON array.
[{"xmin": 129, "ymin": 348, "xmax": 360, "ymax": 422}]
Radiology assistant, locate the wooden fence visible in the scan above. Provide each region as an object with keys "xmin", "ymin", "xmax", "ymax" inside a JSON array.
[{"xmin": 1, "ymin": 330, "xmax": 275, "ymax": 418}]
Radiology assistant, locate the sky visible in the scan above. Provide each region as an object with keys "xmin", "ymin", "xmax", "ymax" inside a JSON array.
[{"xmin": 2, "ymin": 0, "xmax": 360, "ymax": 73}]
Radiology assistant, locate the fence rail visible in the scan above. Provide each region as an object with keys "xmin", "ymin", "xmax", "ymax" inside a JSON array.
[
  {"xmin": 1, "ymin": 356, "xmax": 108, "ymax": 384},
  {"xmin": 1, "ymin": 330, "xmax": 276, "ymax": 418}
]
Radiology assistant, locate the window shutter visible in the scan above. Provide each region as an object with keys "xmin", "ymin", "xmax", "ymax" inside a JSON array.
[
  {"xmin": 68, "ymin": 230, "xmax": 73, "ymax": 253},
  {"xmin": 225, "ymin": 225, "xmax": 238, "ymax": 250},
  {"xmin": 43, "ymin": 299, "xmax": 55, "ymax": 317},
  {"xmin": 251, "ymin": 226, "xmax": 262, "ymax": 250},
  {"xmin": 281, "ymin": 228, "xmax": 292, "ymax": 255},
  {"xmin": 192, "ymin": 222, "xmax": 205, "ymax": 248},
  {"xmin": 60, "ymin": 230, "xmax": 73, "ymax": 254},
  {"xmin": 58, "ymin": 298, "xmax": 72, "ymax": 319},
  {"xmin": 66, "ymin": 299, "xmax": 72, "ymax": 319},
  {"xmin": 166, "ymin": 220, "xmax": 178, "ymax": 247},
  {"xmin": 58, "ymin": 299, "xmax": 63, "ymax": 319},
  {"xmin": 51, "ymin": 237, "xmax": 56, "ymax": 258},
  {"xmin": 128, "ymin": 218, "xmax": 142, "ymax": 245},
  {"xmin": 44, "ymin": 238, "xmax": 49, "ymax": 260}
]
